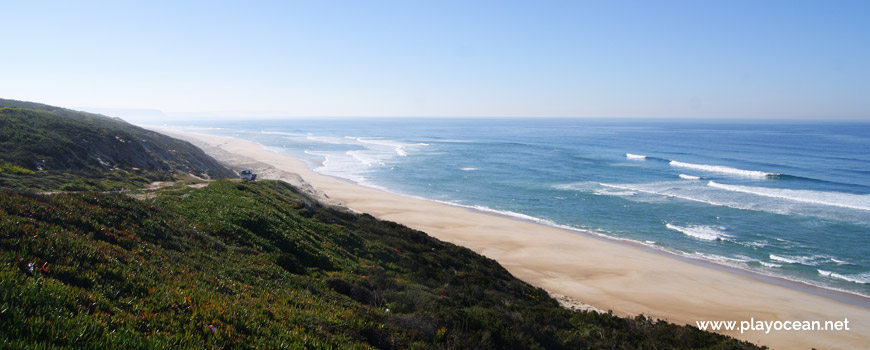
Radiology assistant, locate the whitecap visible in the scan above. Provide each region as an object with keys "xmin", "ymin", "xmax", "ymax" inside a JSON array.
[
  {"xmin": 759, "ymin": 261, "xmax": 782, "ymax": 268},
  {"xmin": 769, "ymin": 254, "xmax": 832, "ymax": 266},
  {"xmin": 831, "ymin": 258, "xmax": 849, "ymax": 265},
  {"xmin": 261, "ymin": 130, "xmax": 300, "ymax": 136},
  {"xmin": 769, "ymin": 254, "xmax": 801, "ymax": 264},
  {"xmin": 708, "ymin": 181, "xmax": 870, "ymax": 211},
  {"xmin": 665, "ymin": 223, "xmax": 732, "ymax": 241},
  {"xmin": 593, "ymin": 189, "xmax": 638, "ymax": 197},
  {"xmin": 669, "ymin": 160, "xmax": 773, "ymax": 178}
]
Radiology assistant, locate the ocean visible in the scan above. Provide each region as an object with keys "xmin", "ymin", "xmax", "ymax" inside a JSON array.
[{"xmin": 163, "ymin": 118, "xmax": 870, "ymax": 298}]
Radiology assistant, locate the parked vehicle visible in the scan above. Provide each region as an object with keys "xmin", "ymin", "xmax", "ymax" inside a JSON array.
[{"xmin": 240, "ymin": 169, "xmax": 257, "ymax": 181}]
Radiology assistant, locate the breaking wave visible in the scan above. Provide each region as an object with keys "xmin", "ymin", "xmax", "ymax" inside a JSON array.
[
  {"xmin": 708, "ymin": 181, "xmax": 870, "ymax": 211},
  {"xmin": 818, "ymin": 270, "xmax": 870, "ymax": 284},
  {"xmin": 669, "ymin": 160, "xmax": 775, "ymax": 178},
  {"xmin": 665, "ymin": 223, "xmax": 732, "ymax": 241},
  {"xmin": 759, "ymin": 261, "xmax": 782, "ymax": 268},
  {"xmin": 769, "ymin": 254, "xmax": 847, "ymax": 267}
]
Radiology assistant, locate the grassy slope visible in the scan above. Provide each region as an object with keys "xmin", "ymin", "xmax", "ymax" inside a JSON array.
[
  {"xmin": 1, "ymin": 180, "xmax": 762, "ymax": 349},
  {"xmin": 0, "ymin": 99, "xmax": 763, "ymax": 349},
  {"xmin": 0, "ymin": 99, "xmax": 235, "ymax": 191}
]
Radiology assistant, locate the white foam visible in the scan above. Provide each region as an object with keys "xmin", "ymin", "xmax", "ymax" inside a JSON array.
[
  {"xmin": 261, "ymin": 131, "xmax": 301, "ymax": 136},
  {"xmin": 678, "ymin": 174, "xmax": 701, "ymax": 180},
  {"xmin": 759, "ymin": 261, "xmax": 782, "ymax": 268},
  {"xmin": 688, "ymin": 252, "xmax": 751, "ymax": 264},
  {"xmin": 708, "ymin": 181, "xmax": 870, "ymax": 211},
  {"xmin": 593, "ymin": 189, "xmax": 638, "ymax": 197},
  {"xmin": 768, "ymin": 254, "xmax": 832, "ymax": 266},
  {"xmin": 818, "ymin": 270, "xmax": 870, "ymax": 284},
  {"xmin": 669, "ymin": 160, "xmax": 773, "ymax": 178},
  {"xmin": 831, "ymin": 258, "xmax": 849, "ymax": 265},
  {"xmin": 306, "ymin": 134, "xmax": 355, "ymax": 145},
  {"xmin": 769, "ymin": 254, "xmax": 800, "ymax": 264},
  {"xmin": 552, "ymin": 182, "xmax": 592, "ymax": 191},
  {"xmin": 599, "ymin": 182, "xmax": 723, "ymax": 206},
  {"xmin": 739, "ymin": 241, "xmax": 769, "ymax": 248},
  {"xmin": 592, "ymin": 181, "xmax": 869, "ymax": 224},
  {"xmin": 347, "ymin": 150, "xmax": 384, "ymax": 167},
  {"xmin": 302, "ymin": 134, "xmax": 432, "ymax": 184},
  {"xmin": 625, "ymin": 153, "xmax": 647, "ymax": 160},
  {"xmin": 665, "ymin": 223, "xmax": 732, "ymax": 241},
  {"xmin": 354, "ymin": 137, "xmax": 428, "ymax": 157},
  {"xmin": 460, "ymin": 167, "xmax": 479, "ymax": 171},
  {"xmin": 425, "ymin": 200, "xmax": 662, "ymax": 249}
]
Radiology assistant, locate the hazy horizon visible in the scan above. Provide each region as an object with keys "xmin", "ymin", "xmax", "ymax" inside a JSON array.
[{"xmin": 3, "ymin": 1, "xmax": 869, "ymax": 120}]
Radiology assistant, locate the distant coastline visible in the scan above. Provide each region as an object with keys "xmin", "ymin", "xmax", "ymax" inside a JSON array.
[
  {"xmin": 149, "ymin": 118, "xmax": 870, "ymax": 300},
  {"xmin": 149, "ymin": 125, "xmax": 870, "ymax": 350}
]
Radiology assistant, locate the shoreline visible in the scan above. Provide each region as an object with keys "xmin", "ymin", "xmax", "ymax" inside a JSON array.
[
  {"xmin": 151, "ymin": 126, "xmax": 870, "ymax": 349},
  {"xmin": 258, "ymin": 154, "xmax": 870, "ymax": 307},
  {"xmin": 461, "ymin": 199, "xmax": 870, "ymax": 308},
  {"xmin": 402, "ymin": 187, "xmax": 870, "ymax": 307}
]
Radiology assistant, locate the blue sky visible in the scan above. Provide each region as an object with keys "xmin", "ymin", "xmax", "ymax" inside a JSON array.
[{"xmin": 2, "ymin": 1, "xmax": 868, "ymax": 119}]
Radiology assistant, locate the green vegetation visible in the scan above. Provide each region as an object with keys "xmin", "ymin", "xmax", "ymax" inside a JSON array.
[
  {"xmin": 0, "ymin": 99, "xmax": 235, "ymax": 192},
  {"xmin": 0, "ymin": 99, "xmax": 764, "ymax": 349},
  {"xmin": 0, "ymin": 160, "xmax": 35, "ymax": 175},
  {"xmin": 1, "ymin": 180, "xmax": 762, "ymax": 349}
]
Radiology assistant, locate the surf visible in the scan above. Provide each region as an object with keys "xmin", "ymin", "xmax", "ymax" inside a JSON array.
[
  {"xmin": 669, "ymin": 160, "xmax": 775, "ymax": 178},
  {"xmin": 665, "ymin": 223, "xmax": 732, "ymax": 241},
  {"xmin": 708, "ymin": 181, "xmax": 870, "ymax": 211}
]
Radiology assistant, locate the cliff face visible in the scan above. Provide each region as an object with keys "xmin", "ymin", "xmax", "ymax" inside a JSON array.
[{"xmin": 0, "ymin": 99, "xmax": 235, "ymax": 190}]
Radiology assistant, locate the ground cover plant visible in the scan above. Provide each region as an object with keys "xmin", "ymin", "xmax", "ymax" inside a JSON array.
[{"xmin": 0, "ymin": 99, "xmax": 764, "ymax": 349}]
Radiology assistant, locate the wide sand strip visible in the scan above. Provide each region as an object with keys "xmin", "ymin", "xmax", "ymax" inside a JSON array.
[{"xmin": 152, "ymin": 127, "xmax": 869, "ymax": 350}]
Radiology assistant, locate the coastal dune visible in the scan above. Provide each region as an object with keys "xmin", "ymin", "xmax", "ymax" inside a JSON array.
[{"xmin": 155, "ymin": 128, "xmax": 869, "ymax": 350}]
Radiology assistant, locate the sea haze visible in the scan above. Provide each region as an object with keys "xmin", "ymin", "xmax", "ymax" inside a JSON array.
[{"xmin": 164, "ymin": 118, "xmax": 870, "ymax": 297}]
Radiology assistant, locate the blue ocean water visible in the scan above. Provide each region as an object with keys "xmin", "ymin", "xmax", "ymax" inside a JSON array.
[{"xmin": 165, "ymin": 118, "xmax": 870, "ymax": 297}]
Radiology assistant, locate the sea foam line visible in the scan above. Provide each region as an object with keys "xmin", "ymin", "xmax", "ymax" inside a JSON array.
[
  {"xmin": 669, "ymin": 160, "xmax": 774, "ymax": 178},
  {"xmin": 294, "ymin": 139, "xmax": 870, "ymax": 298},
  {"xmin": 769, "ymin": 254, "xmax": 847, "ymax": 267},
  {"xmin": 598, "ymin": 183, "xmax": 725, "ymax": 207},
  {"xmin": 759, "ymin": 261, "xmax": 782, "ymax": 268},
  {"xmin": 818, "ymin": 270, "xmax": 870, "ymax": 284},
  {"xmin": 709, "ymin": 181, "xmax": 870, "ymax": 211},
  {"xmin": 353, "ymin": 137, "xmax": 429, "ymax": 157},
  {"xmin": 625, "ymin": 153, "xmax": 647, "ymax": 160},
  {"xmin": 261, "ymin": 130, "xmax": 300, "ymax": 136}
]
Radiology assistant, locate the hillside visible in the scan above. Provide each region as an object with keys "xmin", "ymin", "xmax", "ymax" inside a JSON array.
[
  {"xmin": 0, "ymin": 100, "xmax": 764, "ymax": 349},
  {"xmin": 0, "ymin": 99, "xmax": 235, "ymax": 191},
  {"xmin": 1, "ymin": 180, "xmax": 763, "ymax": 349}
]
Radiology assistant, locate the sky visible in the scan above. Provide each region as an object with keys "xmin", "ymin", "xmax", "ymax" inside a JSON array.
[{"xmin": 2, "ymin": 0, "xmax": 869, "ymax": 120}]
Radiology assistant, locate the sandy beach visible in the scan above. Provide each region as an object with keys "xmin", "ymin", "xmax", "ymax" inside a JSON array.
[{"xmin": 153, "ymin": 127, "xmax": 870, "ymax": 350}]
